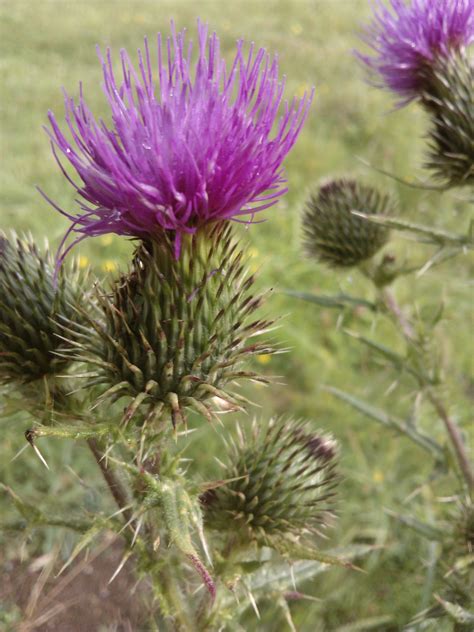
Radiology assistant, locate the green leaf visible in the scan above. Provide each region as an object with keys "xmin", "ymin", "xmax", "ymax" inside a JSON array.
[
  {"xmin": 264, "ymin": 535, "xmax": 360, "ymax": 569},
  {"xmin": 1, "ymin": 484, "xmax": 99, "ymax": 533},
  {"xmin": 344, "ymin": 330, "xmax": 422, "ymax": 379},
  {"xmin": 30, "ymin": 421, "xmax": 115, "ymax": 441},
  {"xmin": 0, "ymin": 484, "xmax": 42, "ymax": 523},
  {"xmin": 435, "ymin": 595, "xmax": 474, "ymax": 625},
  {"xmin": 324, "ymin": 386, "xmax": 444, "ymax": 459},
  {"xmin": 333, "ymin": 615, "xmax": 394, "ymax": 632},
  {"xmin": 158, "ymin": 478, "xmax": 215, "ymax": 599},
  {"xmin": 352, "ymin": 213, "xmax": 472, "ymax": 247},
  {"xmin": 57, "ymin": 524, "xmax": 103, "ymax": 576},
  {"xmin": 227, "ymin": 544, "xmax": 375, "ymax": 617},
  {"xmin": 385, "ymin": 510, "xmax": 444, "ymax": 541},
  {"xmin": 284, "ymin": 290, "xmax": 376, "ymax": 311}
]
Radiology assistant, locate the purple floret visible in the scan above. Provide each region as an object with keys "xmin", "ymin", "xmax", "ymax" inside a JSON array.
[
  {"xmin": 44, "ymin": 22, "xmax": 313, "ymax": 259},
  {"xmin": 356, "ymin": 0, "xmax": 474, "ymax": 105}
]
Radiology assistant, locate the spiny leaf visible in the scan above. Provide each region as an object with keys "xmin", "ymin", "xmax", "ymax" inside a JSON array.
[
  {"xmin": 27, "ymin": 422, "xmax": 115, "ymax": 442},
  {"xmin": 324, "ymin": 386, "xmax": 444, "ymax": 458},
  {"xmin": 265, "ymin": 535, "xmax": 361, "ymax": 570},
  {"xmin": 385, "ymin": 510, "xmax": 444, "ymax": 541},
  {"xmin": 333, "ymin": 615, "xmax": 394, "ymax": 631},
  {"xmin": 343, "ymin": 330, "xmax": 433, "ymax": 384},
  {"xmin": 158, "ymin": 479, "xmax": 215, "ymax": 600},
  {"xmin": 352, "ymin": 213, "xmax": 472, "ymax": 247},
  {"xmin": 56, "ymin": 524, "xmax": 104, "ymax": 577},
  {"xmin": 434, "ymin": 595, "xmax": 474, "ymax": 625},
  {"xmin": 284, "ymin": 290, "xmax": 376, "ymax": 311}
]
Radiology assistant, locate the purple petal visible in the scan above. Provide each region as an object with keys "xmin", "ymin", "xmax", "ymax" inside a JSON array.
[{"xmin": 45, "ymin": 21, "xmax": 313, "ymax": 257}]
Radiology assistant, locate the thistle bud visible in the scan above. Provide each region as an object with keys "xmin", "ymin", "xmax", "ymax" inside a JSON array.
[
  {"xmin": 424, "ymin": 52, "xmax": 474, "ymax": 187},
  {"xmin": 0, "ymin": 233, "xmax": 89, "ymax": 386},
  {"xmin": 452, "ymin": 499, "xmax": 474, "ymax": 556},
  {"xmin": 202, "ymin": 417, "xmax": 338, "ymax": 543},
  {"xmin": 78, "ymin": 224, "xmax": 272, "ymax": 427},
  {"xmin": 302, "ymin": 179, "xmax": 392, "ymax": 268}
]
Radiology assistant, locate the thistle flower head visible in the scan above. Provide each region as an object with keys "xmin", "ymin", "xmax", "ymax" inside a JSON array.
[
  {"xmin": 45, "ymin": 21, "xmax": 313, "ymax": 261},
  {"xmin": 0, "ymin": 233, "xmax": 89, "ymax": 385},
  {"xmin": 451, "ymin": 499, "xmax": 474, "ymax": 554},
  {"xmin": 425, "ymin": 51, "xmax": 474, "ymax": 186},
  {"xmin": 302, "ymin": 179, "xmax": 392, "ymax": 268},
  {"xmin": 69, "ymin": 225, "xmax": 273, "ymax": 428},
  {"xmin": 357, "ymin": 0, "xmax": 474, "ymax": 105},
  {"xmin": 202, "ymin": 418, "xmax": 338, "ymax": 543}
]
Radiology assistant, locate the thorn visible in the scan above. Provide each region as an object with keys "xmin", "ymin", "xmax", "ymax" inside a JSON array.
[
  {"xmin": 108, "ymin": 550, "xmax": 132, "ymax": 584},
  {"xmin": 118, "ymin": 511, "xmax": 142, "ymax": 536},
  {"xmin": 25, "ymin": 430, "xmax": 50, "ymax": 470},
  {"xmin": 108, "ymin": 504, "xmax": 135, "ymax": 520},
  {"xmin": 247, "ymin": 588, "xmax": 260, "ymax": 619},
  {"xmin": 176, "ymin": 427, "xmax": 198, "ymax": 437},
  {"xmin": 131, "ymin": 515, "xmax": 144, "ymax": 547},
  {"xmin": 197, "ymin": 522, "xmax": 212, "ymax": 568},
  {"xmin": 290, "ymin": 563, "xmax": 296, "ymax": 591},
  {"xmin": 213, "ymin": 457, "xmax": 227, "ymax": 470},
  {"xmin": 10, "ymin": 443, "xmax": 29, "ymax": 462}
]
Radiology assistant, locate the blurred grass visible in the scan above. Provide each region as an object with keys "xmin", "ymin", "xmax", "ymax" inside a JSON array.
[{"xmin": 0, "ymin": 0, "xmax": 472, "ymax": 629}]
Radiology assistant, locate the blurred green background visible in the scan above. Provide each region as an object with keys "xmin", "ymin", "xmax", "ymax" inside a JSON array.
[{"xmin": 0, "ymin": 1, "xmax": 472, "ymax": 630}]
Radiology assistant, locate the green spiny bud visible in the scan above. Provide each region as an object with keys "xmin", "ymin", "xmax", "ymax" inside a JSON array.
[
  {"xmin": 423, "ymin": 52, "xmax": 474, "ymax": 188},
  {"xmin": 0, "ymin": 233, "xmax": 89, "ymax": 386},
  {"xmin": 77, "ymin": 224, "xmax": 272, "ymax": 427},
  {"xmin": 303, "ymin": 179, "xmax": 392, "ymax": 268},
  {"xmin": 201, "ymin": 417, "xmax": 338, "ymax": 543},
  {"xmin": 451, "ymin": 499, "xmax": 474, "ymax": 556}
]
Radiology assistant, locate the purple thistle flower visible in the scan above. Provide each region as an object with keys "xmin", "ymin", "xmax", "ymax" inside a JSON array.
[
  {"xmin": 43, "ymin": 22, "xmax": 313, "ymax": 260},
  {"xmin": 356, "ymin": 0, "xmax": 474, "ymax": 105}
]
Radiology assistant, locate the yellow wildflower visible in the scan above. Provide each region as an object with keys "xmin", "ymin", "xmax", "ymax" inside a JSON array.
[{"xmin": 103, "ymin": 260, "xmax": 118, "ymax": 273}]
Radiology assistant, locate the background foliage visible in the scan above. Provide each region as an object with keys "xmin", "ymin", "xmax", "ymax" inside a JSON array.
[{"xmin": 0, "ymin": 0, "xmax": 472, "ymax": 629}]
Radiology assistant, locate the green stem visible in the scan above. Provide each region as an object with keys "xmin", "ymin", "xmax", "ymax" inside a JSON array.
[
  {"xmin": 375, "ymin": 289, "xmax": 473, "ymax": 491},
  {"xmin": 427, "ymin": 391, "xmax": 474, "ymax": 492},
  {"xmin": 381, "ymin": 288, "xmax": 415, "ymax": 339},
  {"xmin": 2, "ymin": 515, "xmax": 91, "ymax": 533}
]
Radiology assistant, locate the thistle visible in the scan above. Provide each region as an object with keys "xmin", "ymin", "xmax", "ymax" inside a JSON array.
[
  {"xmin": 424, "ymin": 52, "xmax": 474, "ymax": 187},
  {"xmin": 0, "ymin": 233, "xmax": 89, "ymax": 386},
  {"xmin": 202, "ymin": 417, "xmax": 338, "ymax": 544},
  {"xmin": 302, "ymin": 179, "xmax": 391, "ymax": 268},
  {"xmin": 450, "ymin": 498, "xmax": 474, "ymax": 556},
  {"xmin": 43, "ymin": 21, "xmax": 312, "ymax": 262},
  {"xmin": 356, "ymin": 0, "xmax": 474, "ymax": 106},
  {"xmin": 73, "ymin": 224, "xmax": 273, "ymax": 427}
]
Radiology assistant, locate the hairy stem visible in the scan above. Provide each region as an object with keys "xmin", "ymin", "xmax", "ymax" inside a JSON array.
[
  {"xmin": 87, "ymin": 438, "xmax": 134, "ymax": 524},
  {"xmin": 427, "ymin": 391, "xmax": 474, "ymax": 492},
  {"xmin": 381, "ymin": 288, "xmax": 415, "ymax": 339},
  {"xmin": 379, "ymin": 289, "xmax": 473, "ymax": 491}
]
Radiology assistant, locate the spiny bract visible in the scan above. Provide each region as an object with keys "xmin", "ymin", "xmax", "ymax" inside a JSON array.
[
  {"xmin": 0, "ymin": 233, "xmax": 89, "ymax": 385},
  {"xmin": 424, "ymin": 52, "xmax": 474, "ymax": 187},
  {"xmin": 303, "ymin": 179, "xmax": 392, "ymax": 268},
  {"xmin": 73, "ymin": 224, "xmax": 273, "ymax": 428},
  {"xmin": 202, "ymin": 417, "xmax": 338, "ymax": 542}
]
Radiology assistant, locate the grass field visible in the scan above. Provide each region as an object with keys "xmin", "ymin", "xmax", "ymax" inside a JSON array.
[{"xmin": 0, "ymin": 1, "xmax": 472, "ymax": 630}]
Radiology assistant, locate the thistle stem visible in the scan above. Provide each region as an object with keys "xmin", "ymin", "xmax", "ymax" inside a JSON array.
[
  {"xmin": 87, "ymin": 438, "xmax": 134, "ymax": 524},
  {"xmin": 426, "ymin": 391, "xmax": 474, "ymax": 492},
  {"xmin": 381, "ymin": 288, "xmax": 415, "ymax": 339},
  {"xmin": 379, "ymin": 289, "xmax": 473, "ymax": 491}
]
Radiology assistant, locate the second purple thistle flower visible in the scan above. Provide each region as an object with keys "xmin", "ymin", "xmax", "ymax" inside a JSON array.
[
  {"xmin": 357, "ymin": 0, "xmax": 474, "ymax": 105},
  {"xmin": 45, "ymin": 22, "xmax": 313, "ymax": 257}
]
